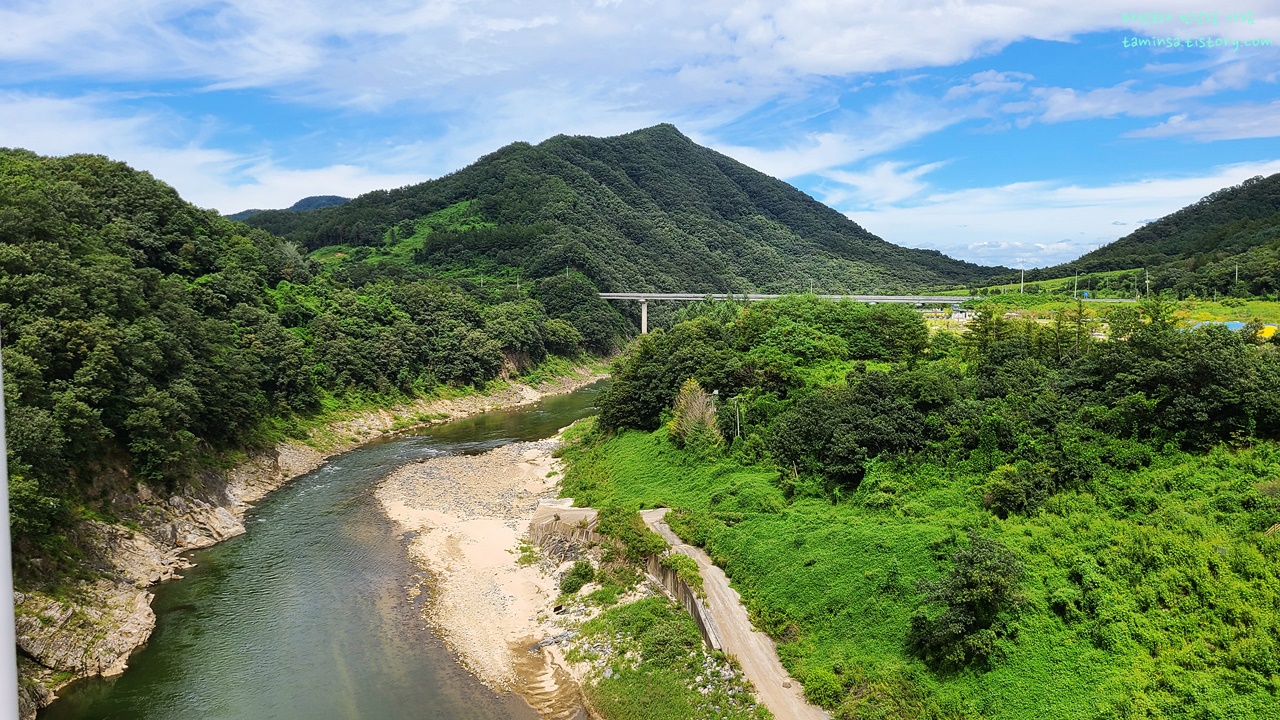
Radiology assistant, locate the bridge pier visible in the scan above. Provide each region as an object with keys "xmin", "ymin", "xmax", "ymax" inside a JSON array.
[{"xmin": 641, "ymin": 299, "xmax": 648, "ymax": 334}]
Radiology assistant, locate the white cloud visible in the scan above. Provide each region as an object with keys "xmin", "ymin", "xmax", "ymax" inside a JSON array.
[
  {"xmin": 819, "ymin": 160, "xmax": 948, "ymax": 207},
  {"xmin": 706, "ymin": 92, "xmax": 973, "ymax": 179},
  {"xmin": 0, "ymin": 92, "xmax": 424, "ymax": 212},
  {"xmin": 1127, "ymin": 100, "xmax": 1280, "ymax": 139},
  {"xmin": 1030, "ymin": 59, "xmax": 1259, "ymax": 123},
  {"xmin": 0, "ymin": 1, "xmax": 1179, "ymax": 110},
  {"xmin": 843, "ymin": 159, "xmax": 1280, "ymax": 266},
  {"xmin": 944, "ymin": 70, "xmax": 1034, "ymax": 100}
]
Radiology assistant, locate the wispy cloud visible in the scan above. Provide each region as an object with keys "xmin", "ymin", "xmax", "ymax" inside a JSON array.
[
  {"xmin": 846, "ymin": 159, "xmax": 1280, "ymax": 265},
  {"xmin": 1127, "ymin": 100, "xmax": 1280, "ymax": 140},
  {"xmin": 0, "ymin": 2, "xmax": 1134, "ymax": 109},
  {"xmin": 819, "ymin": 160, "xmax": 949, "ymax": 207},
  {"xmin": 0, "ymin": 92, "xmax": 424, "ymax": 212},
  {"xmin": 707, "ymin": 92, "xmax": 974, "ymax": 179}
]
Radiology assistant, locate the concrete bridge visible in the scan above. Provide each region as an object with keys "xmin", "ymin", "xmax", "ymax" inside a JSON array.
[
  {"xmin": 598, "ymin": 292, "xmax": 973, "ymax": 333},
  {"xmin": 599, "ymin": 292, "xmax": 1139, "ymax": 333}
]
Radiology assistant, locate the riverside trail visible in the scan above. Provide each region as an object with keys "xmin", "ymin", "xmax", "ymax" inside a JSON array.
[{"xmin": 640, "ymin": 508, "xmax": 831, "ymax": 720}]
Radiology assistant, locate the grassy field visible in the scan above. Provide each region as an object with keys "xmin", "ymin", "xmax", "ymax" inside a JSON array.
[
  {"xmin": 559, "ymin": 423, "xmax": 1280, "ymax": 719},
  {"xmin": 947, "ymin": 293, "xmax": 1280, "ymax": 328}
]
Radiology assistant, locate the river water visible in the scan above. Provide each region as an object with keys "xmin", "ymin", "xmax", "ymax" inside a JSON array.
[{"xmin": 41, "ymin": 382, "xmax": 607, "ymax": 720}]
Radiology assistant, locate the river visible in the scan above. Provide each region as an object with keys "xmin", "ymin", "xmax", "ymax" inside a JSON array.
[{"xmin": 40, "ymin": 382, "xmax": 607, "ymax": 720}]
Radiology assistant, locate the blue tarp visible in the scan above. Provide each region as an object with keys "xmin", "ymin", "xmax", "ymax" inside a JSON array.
[{"xmin": 1190, "ymin": 321, "xmax": 1248, "ymax": 331}]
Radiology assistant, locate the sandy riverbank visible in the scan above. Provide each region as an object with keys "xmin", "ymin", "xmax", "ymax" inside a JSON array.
[{"xmin": 376, "ymin": 440, "xmax": 588, "ymax": 718}]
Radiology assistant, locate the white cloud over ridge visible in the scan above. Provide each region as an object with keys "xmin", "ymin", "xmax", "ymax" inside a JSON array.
[
  {"xmin": 2, "ymin": 0, "xmax": 1279, "ymax": 266},
  {"xmin": 850, "ymin": 159, "xmax": 1280, "ymax": 267}
]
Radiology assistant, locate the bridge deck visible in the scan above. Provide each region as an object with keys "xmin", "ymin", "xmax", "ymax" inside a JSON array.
[{"xmin": 598, "ymin": 292, "xmax": 971, "ymax": 303}]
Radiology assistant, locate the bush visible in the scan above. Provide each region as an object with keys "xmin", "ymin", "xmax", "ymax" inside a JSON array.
[
  {"xmin": 667, "ymin": 377, "xmax": 723, "ymax": 450},
  {"xmin": 543, "ymin": 317, "xmax": 585, "ymax": 354},
  {"xmin": 560, "ymin": 560, "xmax": 595, "ymax": 594},
  {"xmin": 803, "ymin": 666, "xmax": 844, "ymax": 707},
  {"xmin": 982, "ymin": 463, "xmax": 1051, "ymax": 518},
  {"xmin": 908, "ymin": 531, "xmax": 1024, "ymax": 669},
  {"xmin": 596, "ymin": 505, "xmax": 669, "ymax": 562}
]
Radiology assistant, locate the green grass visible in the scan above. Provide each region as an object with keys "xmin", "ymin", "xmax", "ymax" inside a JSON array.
[
  {"xmin": 569, "ymin": 597, "xmax": 772, "ymax": 720},
  {"xmin": 560, "ymin": 428, "xmax": 1280, "ymax": 719},
  {"xmin": 932, "ymin": 269, "xmax": 1157, "ymax": 299},
  {"xmin": 239, "ymin": 354, "xmax": 594, "ymax": 456},
  {"xmin": 950, "ymin": 293, "xmax": 1280, "ymax": 329},
  {"xmin": 518, "ymin": 353, "xmax": 607, "ymax": 387}
]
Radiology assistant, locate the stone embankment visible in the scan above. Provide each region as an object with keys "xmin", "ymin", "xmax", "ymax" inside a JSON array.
[
  {"xmin": 14, "ymin": 368, "xmax": 605, "ymax": 720},
  {"xmin": 526, "ymin": 504, "xmax": 830, "ymax": 719}
]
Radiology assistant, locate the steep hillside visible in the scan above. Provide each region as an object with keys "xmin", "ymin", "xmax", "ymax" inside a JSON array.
[{"xmin": 243, "ymin": 125, "xmax": 999, "ymax": 293}]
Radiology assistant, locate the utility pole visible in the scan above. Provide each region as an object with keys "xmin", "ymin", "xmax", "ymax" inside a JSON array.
[
  {"xmin": 1020, "ymin": 263, "xmax": 1025, "ymax": 294},
  {"xmin": 1074, "ymin": 271, "xmax": 1079, "ymax": 299},
  {"xmin": 732, "ymin": 396, "xmax": 741, "ymax": 438},
  {"xmin": 1145, "ymin": 268, "xmax": 1149, "ymax": 297},
  {"xmin": 1, "ymin": 329, "xmax": 20, "ymax": 715}
]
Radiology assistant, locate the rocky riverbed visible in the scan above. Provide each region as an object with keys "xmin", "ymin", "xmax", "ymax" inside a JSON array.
[{"xmin": 375, "ymin": 440, "xmax": 589, "ymax": 718}]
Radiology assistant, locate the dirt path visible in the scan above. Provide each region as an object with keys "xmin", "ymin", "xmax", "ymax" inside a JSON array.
[{"xmin": 639, "ymin": 508, "xmax": 830, "ymax": 720}]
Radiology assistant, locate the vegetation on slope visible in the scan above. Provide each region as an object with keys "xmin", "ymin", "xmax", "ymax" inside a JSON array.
[
  {"xmin": 567, "ymin": 597, "xmax": 771, "ymax": 720},
  {"xmin": 0, "ymin": 148, "xmax": 624, "ymax": 584},
  {"xmin": 559, "ymin": 295, "xmax": 1280, "ymax": 719},
  {"xmin": 242, "ymin": 124, "xmax": 1000, "ymax": 294}
]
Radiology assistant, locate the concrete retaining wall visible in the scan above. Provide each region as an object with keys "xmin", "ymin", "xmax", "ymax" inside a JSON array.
[{"xmin": 529, "ymin": 515, "xmax": 721, "ymax": 651}]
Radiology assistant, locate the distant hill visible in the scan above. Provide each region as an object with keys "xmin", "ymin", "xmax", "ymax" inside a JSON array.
[
  {"xmin": 226, "ymin": 194, "xmax": 349, "ymax": 222},
  {"xmin": 241, "ymin": 125, "xmax": 1000, "ymax": 293},
  {"xmin": 1019, "ymin": 173, "xmax": 1280, "ymax": 279}
]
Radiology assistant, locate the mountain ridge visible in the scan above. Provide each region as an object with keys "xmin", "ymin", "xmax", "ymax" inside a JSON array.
[
  {"xmin": 241, "ymin": 124, "xmax": 1004, "ymax": 293},
  {"xmin": 226, "ymin": 194, "xmax": 349, "ymax": 222}
]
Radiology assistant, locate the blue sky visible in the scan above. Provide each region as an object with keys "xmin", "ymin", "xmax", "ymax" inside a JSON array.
[{"xmin": 2, "ymin": 1, "xmax": 1279, "ymax": 268}]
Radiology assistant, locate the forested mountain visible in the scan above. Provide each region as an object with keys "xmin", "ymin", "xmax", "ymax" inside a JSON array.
[
  {"xmin": 243, "ymin": 125, "xmax": 999, "ymax": 293},
  {"xmin": 1001, "ymin": 174, "xmax": 1280, "ymax": 296},
  {"xmin": 0, "ymin": 148, "xmax": 622, "ymax": 576},
  {"xmin": 225, "ymin": 194, "xmax": 349, "ymax": 222}
]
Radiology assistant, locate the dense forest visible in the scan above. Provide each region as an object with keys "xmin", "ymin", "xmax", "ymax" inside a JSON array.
[
  {"xmin": 0, "ymin": 148, "xmax": 626, "ymax": 582},
  {"xmin": 989, "ymin": 173, "xmax": 1280, "ymax": 298},
  {"xmin": 559, "ymin": 295, "xmax": 1280, "ymax": 719},
  {"xmin": 240, "ymin": 124, "xmax": 1000, "ymax": 294}
]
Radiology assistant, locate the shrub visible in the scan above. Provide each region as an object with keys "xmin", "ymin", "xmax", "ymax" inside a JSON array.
[
  {"xmin": 560, "ymin": 560, "xmax": 595, "ymax": 594},
  {"xmin": 596, "ymin": 505, "xmax": 669, "ymax": 562},
  {"xmin": 660, "ymin": 552, "xmax": 704, "ymax": 594},
  {"xmin": 908, "ymin": 531, "xmax": 1024, "ymax": 669},
  {"xmin": 982, "ymin": 463, "xmax": 1051, "ymax": 518},
  {"xmin": 803, "ymin": 666, "xmax": 844, "ymax": 707},
  {"xmin": 668, "ymin": 377, "xmax": 723, "ymax": 450}
]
